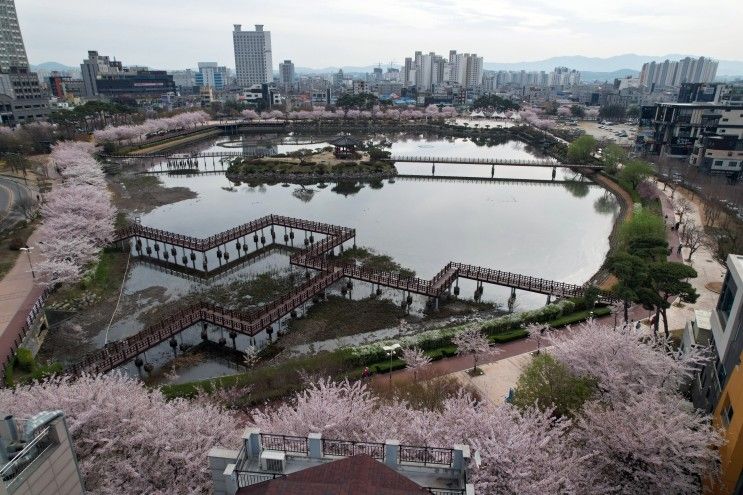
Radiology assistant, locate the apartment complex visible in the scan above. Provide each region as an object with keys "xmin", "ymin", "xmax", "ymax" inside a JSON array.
[
  {"xmin": 637, "ymin": 83, "xmax": 743, "ymax": 174},
  {"xmin": 482, "ymin": 67, "xmax": 581, "ymax": 90},
  {"xmin": 685, "ymin": 255, "xmax": 743, "ymax": 493},
  {"xmin": 195, "ymin": 62, "xmax": 229, "ymax": 91},
  {"xmin": 233, "ymin": 24, "xmax": 273, "ymax": 87},
  {"xmin": 0, "ymin": 0, "xmax": 49, "ymax": 125},
  {"xmin": 0, "ymin": 410, "xmax": 84, "ymax": 495},
  {"xmin": 639, "ymin": 56, "xmax": 718, "ymax": 89},
  {"xmin": 81, "ymin": 50, "xmax": 175, "ymax": 99},
  {"xmin": 402, "ymin": 50, "xmax": 483, "ymax": 91}
]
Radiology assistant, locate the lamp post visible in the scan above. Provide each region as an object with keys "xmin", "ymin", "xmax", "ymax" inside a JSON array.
[
  {"xmin": 382, "ymin": 343, "xmax": 401, "ymax": 388},
  {"xmin": 19, "ymin": 246, "xmax": 34, "ymax": 278}
]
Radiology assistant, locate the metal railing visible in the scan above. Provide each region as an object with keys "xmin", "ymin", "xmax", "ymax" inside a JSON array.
[
  {"xmin": 321, "ymin": 438, "xmax": 385, "ymax": 460},
  {"xmin": 0, "ymin": 427, "xmax": 56, "ymax": 488},
  {"xmin": 235, "ymin": 470, "xmax": 286, "ymax": 488},
  {"xmin": 260, "ymin": 433, "xmax": 309, "ymax": 455},
  {"xmin": 399, "ymin": 445, "xmax": 454, "ymax": 466},
  {"xmin": 427, "ymin": 488, "xmax": 466, "ymax": 495}
]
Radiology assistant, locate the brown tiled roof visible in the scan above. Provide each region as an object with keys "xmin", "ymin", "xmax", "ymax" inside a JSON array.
[{"xmin": 236, "ymin": 454, "xmax": 432, "ymax": 495}]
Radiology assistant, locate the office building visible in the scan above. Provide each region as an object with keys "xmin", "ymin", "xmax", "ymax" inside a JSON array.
[
  {"xmin": 80, "ymin": 50, "xmax": 175, "ymax": 98},
  {"xmin": 0, "ymin": 410, "xmax": 84, "ymax": 495},
  {"xmin": 233, "ymin": 24, "xmax": 272, "ymax": 87},
  {"xmin": 278, "ymin": 60, "xmax": 294, "ymax": 93},
  {"xmin": 0, "ymin": 0, "xmax": 50, "ymax": 125},
  {"xmin": 48, "ymin": 72, "xmax": 85, "ymax": 99},
  {"xmin": 195, "ymin": 62, "xmax": 228, "ymax": 91},
  {"xmin": 639, "ymin": 57, "xmax": 718, "ymax": 89}
]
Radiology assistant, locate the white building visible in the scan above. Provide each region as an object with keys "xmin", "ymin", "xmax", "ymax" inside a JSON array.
[
  {"xmin": 402, "ymin": 49, "xmax": 483, "ymax": 91},
  {"xmin": 640, "ymin": 57, "xmax": 718, "ymax": 89},
  {"xmin": 233, "ymin": 24, "xmax": 273, "ymax": 87}
]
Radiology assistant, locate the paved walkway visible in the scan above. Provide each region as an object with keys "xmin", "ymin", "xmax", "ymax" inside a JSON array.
[
  {"xmin": 452, "ymin": 352, "xmax": 532, "ymax": 404},
  {"xmin": 0, "ymin": 158, "xmax": 53, "ymax": 366},
  {"xmin": 652, "ymin": 181, "xmax": 725, "ymax": 331}
]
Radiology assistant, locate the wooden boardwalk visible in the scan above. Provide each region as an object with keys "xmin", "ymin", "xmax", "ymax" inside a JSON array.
[
  {"xmin": 390, "ymin": 155, "xmax": 603, "ymax": 169},
  {"xmin": 68, "ymin": 215, "xmax": 612, "ymax": 376}
]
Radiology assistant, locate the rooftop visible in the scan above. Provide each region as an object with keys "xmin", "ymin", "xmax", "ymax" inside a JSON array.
[{"xmin": 237, "ymin": 454, "xmax": 431, "ymax": 495}]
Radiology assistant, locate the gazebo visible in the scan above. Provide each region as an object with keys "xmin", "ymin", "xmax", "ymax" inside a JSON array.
[{"xmin": 328, "ymin": 135, "xmax": 363, "ymax": 158}]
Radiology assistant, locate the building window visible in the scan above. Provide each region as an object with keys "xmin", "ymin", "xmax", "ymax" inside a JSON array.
[
  {"xmin": 724, "ymin": 401, "xmax": 734, "ymax": 427},
  {"xmin": 718, "ymin": 272, "xmax": 737, "ymax": 326}
]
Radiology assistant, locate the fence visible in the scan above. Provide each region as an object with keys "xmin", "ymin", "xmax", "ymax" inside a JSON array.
[
  {"xmin": 399, "ymin": 445, "xmax": 454, "ymax": 467},
  {"xmin": 260, "ymin": 433, "xmax": 309, "ymax": 455},
  {"xmin": 0, "ymin": 288, "xmax": 49, "ymax": 383},
  {"xmin": 321, "ymin": 438, "xmax": 385, "ymax": 460}
]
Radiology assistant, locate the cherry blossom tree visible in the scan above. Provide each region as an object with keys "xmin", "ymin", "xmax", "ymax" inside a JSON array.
[
  {"xmin": 557, "ymin": 106, "xmax": 572, "ymax": 117},
  {"xmin": 0, "ymin": 373, "xmax": 240, "ymax": 495},
  {"xmin": 401, "ymin": 346, "xmax": 431, "ymax": 381},
  {"xmin": 241, "ymin": 109, "xmax": 259, "ymax": 120},
  {"xmin": 38, "ymin": 142, "xmax": 116, "ymax": 285},
  {"xmin": 585, "ymin": 107, "xmax": 600, "ymax": 119},
  {"xmin": 452, "ymin": 327, "xmax": 500, "ymax": 373},
  {"xmin": 93, "ymin": 110, "xmax": 209, "ymax": 144}
]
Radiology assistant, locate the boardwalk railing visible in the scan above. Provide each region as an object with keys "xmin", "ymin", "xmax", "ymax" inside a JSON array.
[
  {"xmin": 68, "ymin": 214, "xmax": 614, "ymax": 376},
  {"xmin": 389, "ymin": 155, "xmax": 604, "ymax": 169}
]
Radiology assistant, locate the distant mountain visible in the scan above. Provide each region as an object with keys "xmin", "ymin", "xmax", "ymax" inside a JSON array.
[
  {"xmin": 580, "ymin": 69, "xmax": 640, "ymax": 83},
  {"xmin": 483, "ymin": 54, "xmax": 743, "ymax": 76},
  {"xmin": 30, "ymin": 62, "xmax": 78, "ymax": 74}
]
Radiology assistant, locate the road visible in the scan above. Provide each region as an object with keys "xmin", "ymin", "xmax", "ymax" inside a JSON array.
[{"xmin": 0, "ymin": 176, "xmax": 34, "ymax": 232}]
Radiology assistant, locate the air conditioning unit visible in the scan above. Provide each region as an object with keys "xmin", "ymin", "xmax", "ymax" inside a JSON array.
[{"xmin": 260, "ymin": 451, "xmax": 286, "ymax": 473}]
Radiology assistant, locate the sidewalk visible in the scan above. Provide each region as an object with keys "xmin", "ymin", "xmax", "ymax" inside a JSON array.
[
  {"xmin": 651, "ymin": 181, "xmax": 725, "ymax": 331},
  {"xmin": 452, "ymin": 352, "xmax": 532, "ymax": 404}
]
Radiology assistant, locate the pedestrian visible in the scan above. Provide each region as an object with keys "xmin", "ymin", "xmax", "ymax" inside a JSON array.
[
  {"xmin": 668, "ymin": 247, "xmax": 673, "ymax": 255},
  {"xmin": 675, "ymin": 221, "xmax": 681, "ymax": 230},
  {"xmin": 362, "ymin": 366, "xmax": 370, "ymax": 381},
  {"xmin": 677, "ymin": 244, "xmax": 682, "ymax": 255}
]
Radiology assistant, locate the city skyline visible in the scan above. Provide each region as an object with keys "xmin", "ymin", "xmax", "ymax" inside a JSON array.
[{"xmin": 14, "ymin": 0, "xmax": 743, "ymax": 70}]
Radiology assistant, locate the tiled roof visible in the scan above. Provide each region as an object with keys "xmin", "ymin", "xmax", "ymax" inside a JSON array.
[{"xmin": 237, "ymin": 454, "xmax": 432, "ymax": 495}]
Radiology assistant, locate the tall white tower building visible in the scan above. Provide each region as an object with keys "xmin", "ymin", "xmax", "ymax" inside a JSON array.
[
  {"xmin": 0, "ymin": 0, "xmax": 29, "ymax": 71},
  {"xmin": 233, "ymin": 24, "xmax": 273, "ymax": 87}
]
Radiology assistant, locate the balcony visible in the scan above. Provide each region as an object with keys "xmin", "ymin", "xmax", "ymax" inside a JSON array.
[{"xmin": 209, "ymin": 429, "xmax": 473, "ymax": 495}]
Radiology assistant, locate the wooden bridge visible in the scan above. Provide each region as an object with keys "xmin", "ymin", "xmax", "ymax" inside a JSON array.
[
  {"xmin": 68, "ymin": 215, "xmax": 612, "ymax": 376},
  {"xmin": 389, "ymin": 155, "xmax": 603, "ymax": 169}
]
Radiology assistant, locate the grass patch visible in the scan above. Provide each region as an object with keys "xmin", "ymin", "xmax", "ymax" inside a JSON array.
[
  {"xmin": 548, "ymin": 306, "xmax": 611, "ymax": 327},
  {"xmin": 5, "ymin": 348, "xmax": 62, "ymax": 387},
  {"xmin": 47, "ymin": 248, "xmax": 129, "ymax": 307},
  {"xmin": 284, "ymin": 295, "xmax": 401, "ymax": 346},
  {"xmin": 489, "ymin": 328, "xmax": 529, "ymax": 343}
]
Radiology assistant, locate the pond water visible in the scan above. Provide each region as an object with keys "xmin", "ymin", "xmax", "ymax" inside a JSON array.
[{"xmin": 87, "ymin": 131, "xmax": 621, "ymax": 381}]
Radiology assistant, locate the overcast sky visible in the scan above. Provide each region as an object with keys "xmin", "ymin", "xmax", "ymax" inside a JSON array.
[{"xmin": 15, "ymin": 0, "xmax": 743, "ymax": 70}]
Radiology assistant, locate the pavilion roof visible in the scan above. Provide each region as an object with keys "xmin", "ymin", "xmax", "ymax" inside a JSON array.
[{"xmin": 327, "ymin": 135, "xmax": 364, "ymax": 147}]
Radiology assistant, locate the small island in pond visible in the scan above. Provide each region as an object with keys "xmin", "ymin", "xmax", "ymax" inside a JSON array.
[{"xmin": 226, "ymin": 135, "xmax": 397, "ymax": 183}]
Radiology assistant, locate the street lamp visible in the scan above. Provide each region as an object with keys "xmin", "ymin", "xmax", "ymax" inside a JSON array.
[
  {"xmin": 19, "ymin": 246, "xmax": 35, "ymax": 278},
  {"xmin": 382, "ymin": 343, "xmax": 401, "ymax": 387}
]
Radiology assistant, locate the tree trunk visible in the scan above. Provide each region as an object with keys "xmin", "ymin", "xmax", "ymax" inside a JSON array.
[
  {"xmin": 653, "ymin": 307, "xmax": 661, "ymax": 338},
  {"xmin": 623, "ymin": 300, "xmax": 629, "ymax": 323},
  {"xmin": 661, "ymin": 308, "xmax": 670, "ymax": 338}
]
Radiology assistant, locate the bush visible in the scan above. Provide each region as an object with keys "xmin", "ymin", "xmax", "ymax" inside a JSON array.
[
  {"xmin": 15, "ymin": 348, "xmax": 34, "ymax": 373},
  {"xmin": 490, "ymin": 329, "xmax": 529, "ymax": 343},
  {"xmin": 8, "ymin": 237, "xmax": 25, "ymax": 251}
]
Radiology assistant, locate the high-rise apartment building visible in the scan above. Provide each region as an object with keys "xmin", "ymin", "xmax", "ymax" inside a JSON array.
[
  {"xmin": 278, "ymin": 59, "xmax": 295, "ymax": 92},
  {"xmin": 402, "ymin": 49, "xmax": 483, "ymax": 91},
  {"xmin": 195, "ymin": 62, "xmax": 228, "ymax": 91},
  {"xmin": 639, "ymin": 57, "xmax": 718, "ymax": 89},
  {"xmin": 233, "ymin": 24, "xmax": 273, "ymax": 87},
  {"xmin": 0, "ymin": 0, "xmax": 49, "ymax": 125}
]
